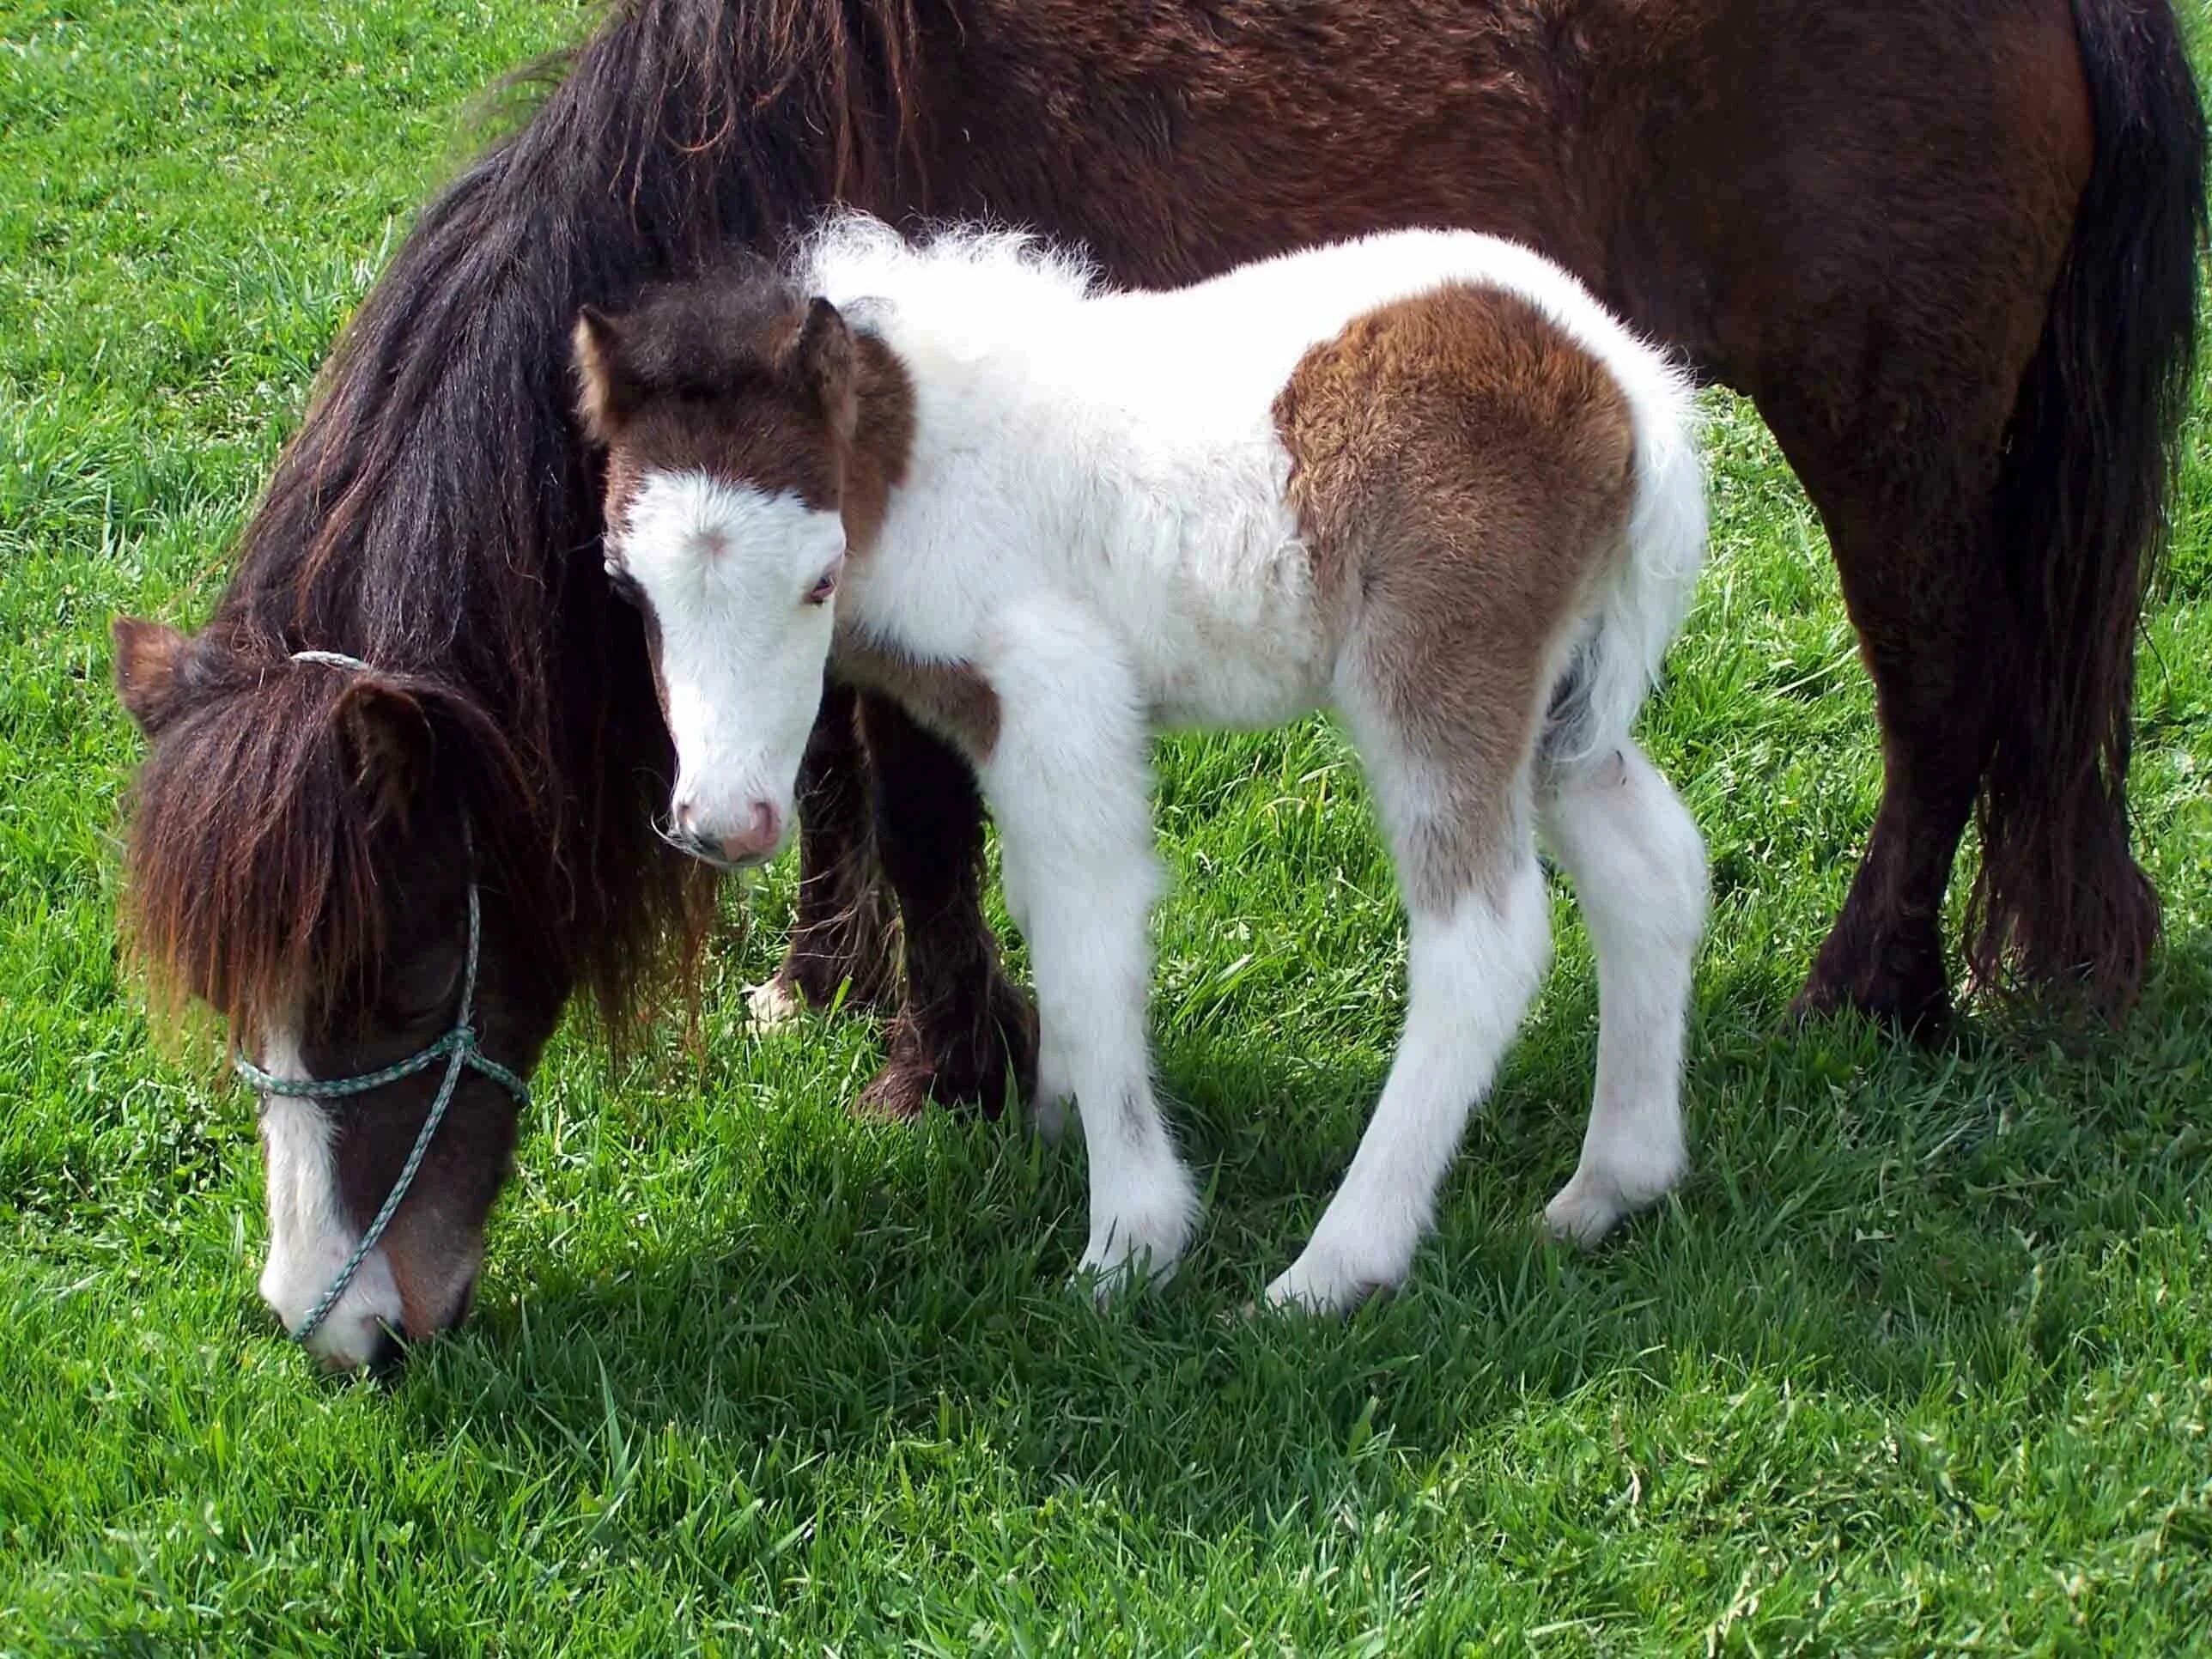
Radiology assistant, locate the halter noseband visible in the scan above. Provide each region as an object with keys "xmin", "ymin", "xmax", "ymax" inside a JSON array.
[{"xmin": 234, "ymin": 650, "xmax": 532, "ymax": 1347}]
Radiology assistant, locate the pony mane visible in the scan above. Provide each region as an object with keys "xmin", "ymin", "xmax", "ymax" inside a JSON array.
[
  {"xmin": 121, "ymin": 643, "xmax": 538, "ymax": 1043},
  {"xmin": 797, "ymin": 211, "xmax": 1100, "ymax": 301},
  {"xmin": 122, "ymin": 0, "xmax": 932, "ymax": 1041},
  {"xmin": 793, "ymin": 212, "xmax": 1101, "ymax": 355}
]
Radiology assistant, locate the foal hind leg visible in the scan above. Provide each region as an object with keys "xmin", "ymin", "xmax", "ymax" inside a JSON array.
[
  {"xmin": 1264, "ymin": 808, "xmax": 1552, "ymax": 1313},
  {"xmin": 1537, "ymin": 741, "xmax": 1706, "ymax": 1245},
  {"xmin": 1264, "ymin": 664, "xmax": 1553, "ymax": 1313}
]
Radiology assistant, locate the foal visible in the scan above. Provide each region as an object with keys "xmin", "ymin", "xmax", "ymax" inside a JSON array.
[{"xmin": 574, "ymin": 217, "xmax": 1709, "ymax": 1310}]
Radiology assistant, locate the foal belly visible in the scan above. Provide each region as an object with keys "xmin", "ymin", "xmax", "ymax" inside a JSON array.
[{"xmin": 1133, "ymin": 557, "xmax": 1333, "ymax": 732}]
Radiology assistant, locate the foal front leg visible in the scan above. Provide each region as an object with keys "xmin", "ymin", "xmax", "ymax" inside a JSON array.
[{"xmin": 981, "ymin": 629, "xmax": 1200, "ymax": 1293}]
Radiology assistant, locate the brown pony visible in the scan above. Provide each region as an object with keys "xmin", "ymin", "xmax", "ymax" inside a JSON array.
[{"xmin": 112, "ymin": 0, "xmax": 2204, "ymax": 1367}]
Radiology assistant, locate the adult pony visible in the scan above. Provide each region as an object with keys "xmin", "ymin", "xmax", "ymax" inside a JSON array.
[{"xmin": 112, "ymin": 0, "xmax": 2203, "ymax": 1367}]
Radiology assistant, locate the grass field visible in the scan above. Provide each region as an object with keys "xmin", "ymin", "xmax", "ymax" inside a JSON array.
[{"xmin": 3, "ymin": 0, "xmax": 2209, "ymax": 1650}]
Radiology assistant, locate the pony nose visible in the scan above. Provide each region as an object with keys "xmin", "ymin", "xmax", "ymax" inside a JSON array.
[{"xmin": 676, "ymin": 796, "xmax": 781, "ymax": 864}]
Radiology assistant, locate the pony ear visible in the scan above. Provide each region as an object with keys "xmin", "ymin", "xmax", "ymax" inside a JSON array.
[
  {"xmin": 787, "ymin": 297, "xmax": 858, "ymax": 440},
  {"xmin": 112, "ymin": 617, "xmax": 190, "ymax": 734},
  {"xmin": 571, "ymin": 306, "xmax": 635, "ymax": 443},
  {"xmin": 335, "ymin": 681, "xmax": 435, "ymax": 833}
]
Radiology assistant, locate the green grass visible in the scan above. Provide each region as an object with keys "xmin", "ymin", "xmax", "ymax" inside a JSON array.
[{"xmin": 3, "ymin": 0, "xmax": 2210, "ymax": 1650}]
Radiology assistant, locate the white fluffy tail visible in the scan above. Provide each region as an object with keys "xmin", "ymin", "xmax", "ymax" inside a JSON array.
[{"xmin": 1546, "ymin": 346, "xmax": 1706, "ymax": 763}]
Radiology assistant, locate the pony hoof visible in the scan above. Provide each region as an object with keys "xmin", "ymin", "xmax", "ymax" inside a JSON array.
[
  {"xmin": 746, "ymin": 976, "xmax": 808, "ymax": 1030},
  {"xmin": 1790, "ymin": 959, "xmax": 1951, "ymax": 1040},
  {"xmin": 852, "ymin": 1060, "xmax": 935, "ymax": 1123}
]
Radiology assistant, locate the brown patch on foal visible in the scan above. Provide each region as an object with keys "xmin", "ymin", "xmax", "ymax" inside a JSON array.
[
  {"xmin": 576, "ymin": 289, "xmax": 917, "ymax": 552},
  {"xmin": 834, "ymin": 637, "xmax": 1001, "ymax": 763},
  {"xmin": 1275, "ymin": 282, "xmax": 1638, "ymax": 910},
  {"xmin": 576, "ymin": 285, "xmax": 944, "ymax": 751}
]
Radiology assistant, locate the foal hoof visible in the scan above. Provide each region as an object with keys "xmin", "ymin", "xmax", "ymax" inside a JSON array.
[
  {"xmin": 1071, "ymin": 1191, "xmax": 1200, "ymax": 1303},
  {"xmin": 1539, "ymin": 1155, "xmax": 1683, "ymax": 1248},
  {"xmin": 1259, "ymin": 1237, "xmax": 1400, "ymax": 1316}
]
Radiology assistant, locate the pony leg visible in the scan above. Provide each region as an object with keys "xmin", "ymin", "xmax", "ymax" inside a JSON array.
[
  {"xmin": 1536, "ymin": 742, "xmax": 1705, "ymax": 1245},
  {"xmin": 854, "ymin": 695, "xmax": 1037, "ymax": 1121},
  {"xmin": 1264, "ymin": 844, "xmax": 1552, "ymax": 1314},
  {"xmin": 756, "ymin": 678, "xmax": 898, "ymax": 1025},
  {"xmin": 980, "ymin": 625, "xmax": 1199, "ymax": 1294},
  {"xmin": 1773, "ymin": 449, "xmax": 2002, "ymax": 1034}
]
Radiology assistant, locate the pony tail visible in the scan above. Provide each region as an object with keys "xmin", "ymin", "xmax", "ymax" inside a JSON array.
[{"xmin": 1966, "ymin": 0, "xmax": 2205, "ymax": 1014}]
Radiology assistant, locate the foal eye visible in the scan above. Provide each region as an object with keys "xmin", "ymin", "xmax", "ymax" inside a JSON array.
[
  {"xmin": 604, "ymin": 560, "xmax": 641, "ymax": 606},
  {"xmin": 804, "ymin": 552, "xmax": 843, "ymax": 607}
]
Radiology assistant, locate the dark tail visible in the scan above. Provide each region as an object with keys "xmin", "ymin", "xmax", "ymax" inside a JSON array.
[{"xmin": 1971, "ymin": 0, "xmax": 2206, "ymax": 1015}]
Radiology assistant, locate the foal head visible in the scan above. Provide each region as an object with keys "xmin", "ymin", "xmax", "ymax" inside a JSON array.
[
  {"xmin": 111, "ymin": 621, "xmax": 566, "ymax": 1370},
  {"xmin": 573, "ymin": 275, "xmax": 879, "ymax": 870}
]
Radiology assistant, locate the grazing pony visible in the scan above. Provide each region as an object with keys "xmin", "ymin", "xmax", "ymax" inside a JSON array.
[
  {"xmin": 572, "ymin": 219, "xmax": 1709, "ymax": 1308},
  {"xmin": 108, "ymin": 0, "xmax": 2202, "ymax": 1366}
]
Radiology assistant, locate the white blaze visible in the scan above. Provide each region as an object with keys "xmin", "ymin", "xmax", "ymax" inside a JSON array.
[
  {"xmin": 618, "ymin": 469, "xmax": 845, "ymax": 857},
  {"xmin": 252, "ymin": 1023, "xmax": 402, "ymax": 1368}
]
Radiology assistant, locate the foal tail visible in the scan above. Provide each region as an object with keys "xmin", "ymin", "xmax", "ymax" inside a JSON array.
[
  {"xmin": 1972, "ymin": 0, "xmax": 2205, "ymax": 1014},
  {"xmin": 1549, "ymin": 339, "xmax": 1708, "ymax": 764}
]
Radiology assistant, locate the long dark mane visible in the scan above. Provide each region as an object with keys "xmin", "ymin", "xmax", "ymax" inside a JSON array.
[{"xmin": 121, "ymin": 0, "xmax": 927, "ymax": 1037}]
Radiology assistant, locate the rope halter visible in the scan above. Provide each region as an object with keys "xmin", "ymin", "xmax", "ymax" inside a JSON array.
[{"xmin": 234, "ymin": 650, "xmax": 532, "ymax": 1346}]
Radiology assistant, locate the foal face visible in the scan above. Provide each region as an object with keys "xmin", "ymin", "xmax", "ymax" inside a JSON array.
[
  {"xmin": 573, "ymin": 287, "xmax": 860, "ymax": 871},
  {"xmin": 609, "ymin": 468, "xmax": 844, "ymax": 868}
]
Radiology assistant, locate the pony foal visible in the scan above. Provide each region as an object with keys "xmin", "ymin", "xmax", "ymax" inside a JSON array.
[{"xmin": 575, "ymin": 218, "xmax": 1709, "ymax": 1310}]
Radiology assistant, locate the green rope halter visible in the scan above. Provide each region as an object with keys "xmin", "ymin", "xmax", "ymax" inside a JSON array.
[{"xmin": 235, "ymin": 650, "xmax": 532, "ymax": 1347}]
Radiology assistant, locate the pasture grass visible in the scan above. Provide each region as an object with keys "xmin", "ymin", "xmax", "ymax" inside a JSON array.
[{"xmin": 3, "ymin": 0, "xmax": 2209, "ymax": 1650}]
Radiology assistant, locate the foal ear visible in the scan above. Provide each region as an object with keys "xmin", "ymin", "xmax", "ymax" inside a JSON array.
[
  {"xmin": 112, "ymin": 617, "xmax": 190, "ymax": 735},
  {"xmin": 571, "ymin": 306, "xmax": 635, "ymax": 443},
  {"xmin": 335, "ymin": 681, "xmax": 435, "ymax": 833},
  {"xmin": 787, "ymin": 297, "xmax": 858, "ymax": 441}
]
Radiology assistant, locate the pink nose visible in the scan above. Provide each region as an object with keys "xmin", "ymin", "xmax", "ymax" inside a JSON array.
[{"xmin": 675, "ymin": 797, "xmax": 781, "ymax": 864}]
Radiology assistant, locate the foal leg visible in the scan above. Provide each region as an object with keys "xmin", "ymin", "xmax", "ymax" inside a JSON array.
[
  {"xmin": 1264, "ymin": 646, "xmax": 1554, "ymax": 1312},
  {"xmin": 854, "ymin": 694, "xmax": 1037, "ymax": 1120},
  {"xmin": 980, "ymin": 621, "xmax": 1200, "ymax": 1292},
  {"xmin": 756, "ymin": 678, "xmax": 897, "ymax": 1026},
  {"xmin": 1536, "ymin": 741, "xmax": 1706, "ymax": 1245},
  {"xmin": 1264, "ymin": 829, "xmax": 1553, "ymax": 1314}
]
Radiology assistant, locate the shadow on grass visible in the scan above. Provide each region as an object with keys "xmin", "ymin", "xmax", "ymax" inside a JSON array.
[{"xmin": 374, "ymin": 934, "xmax": 2208, "ymax": 1537}]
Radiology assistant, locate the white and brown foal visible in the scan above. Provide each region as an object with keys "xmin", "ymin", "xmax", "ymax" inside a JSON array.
[{"xmin": 574, "ymin": 216, "xmax": 1709, "ymax": 1311}]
